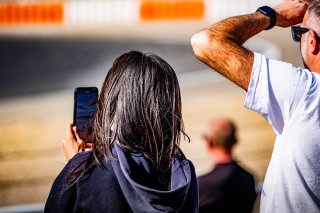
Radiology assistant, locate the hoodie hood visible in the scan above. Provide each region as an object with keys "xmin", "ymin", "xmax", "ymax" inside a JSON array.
[{"xmin": 110, "ymin": 143, "xmax": 195, "ymax": 212}]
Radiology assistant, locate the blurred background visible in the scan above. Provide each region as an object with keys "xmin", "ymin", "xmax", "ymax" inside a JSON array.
[{"xmin": 0, "ymin": 0, "xmax": 303, "ymax": 212}]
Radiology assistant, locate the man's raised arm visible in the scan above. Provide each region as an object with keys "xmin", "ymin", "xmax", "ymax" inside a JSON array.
[{"xmin": 191, "ymin": 1, "xmax": 308, "ymax": 91}]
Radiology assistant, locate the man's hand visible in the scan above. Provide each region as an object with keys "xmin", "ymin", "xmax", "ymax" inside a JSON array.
[
  {"xmin": 275, "ymin": 0, "xmax": 309, "ymax": 27},
  {"xmin": 61, "ymin": 124, "xmax": 85, "ymax": 161}
]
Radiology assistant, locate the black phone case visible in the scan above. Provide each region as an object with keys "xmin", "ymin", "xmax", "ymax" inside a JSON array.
[{"xmin": 73, "ymin": 86, "xmax": 98, "ymax": 128}]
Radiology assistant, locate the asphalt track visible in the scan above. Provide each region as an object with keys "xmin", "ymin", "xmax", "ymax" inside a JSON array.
[{"xmin": 0, "ymin": 37, "xmax": 206, "ymax": 99}]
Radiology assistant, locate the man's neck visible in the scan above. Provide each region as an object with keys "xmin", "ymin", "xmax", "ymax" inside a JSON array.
[
  {"xmin": 209, "ymin": 148, "xmax": 233, "ymax": 164},
  {"xmin": 311, "ymin": 60, "xmax": 320, "ymax": 74}
]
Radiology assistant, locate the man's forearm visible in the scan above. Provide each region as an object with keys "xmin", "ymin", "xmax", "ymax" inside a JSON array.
[
  {"xmin": 192, "ymin": 0, "xmax": 307, "ymax": 90},
  {"xmin": 212, "ymin": 12, "xmax": 269, "ymax": 46},
  {"xmin": 191, "ymin": 12, "xmax": 269, "ymax": 90}
]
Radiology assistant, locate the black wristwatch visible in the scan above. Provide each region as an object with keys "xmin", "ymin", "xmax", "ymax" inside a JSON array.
[{"xmin": 256, "ymin": 6, "xmax": 276, "ymax": 30}]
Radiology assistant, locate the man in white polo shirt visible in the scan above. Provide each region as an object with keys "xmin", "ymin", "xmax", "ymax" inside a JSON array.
[{"xmin": 191, "ymin": 0, "xmax": 320, "ymax": 212}]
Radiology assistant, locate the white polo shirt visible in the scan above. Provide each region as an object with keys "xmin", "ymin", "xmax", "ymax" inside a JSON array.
[{"xmin": 244, "ymin": 53, "xmax": 320, "ymax": 213}]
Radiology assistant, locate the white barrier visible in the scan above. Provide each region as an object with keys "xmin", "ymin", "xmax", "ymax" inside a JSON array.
[
  {"xmin": 0, "ymin": 0, "xmax": 281, "ymax": 26},
  {"xmin": 205, "ymin": 0, "xmax": 280, "ymax": 22},
  {"xmin": 65, "ymin": 0, "xmax": 139, "ymax": 26}
]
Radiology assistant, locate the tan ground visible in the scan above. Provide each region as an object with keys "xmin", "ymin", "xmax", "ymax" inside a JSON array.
[{"xmin": 0, "ymin": 79, "xmax": 272, "ymax": 207}]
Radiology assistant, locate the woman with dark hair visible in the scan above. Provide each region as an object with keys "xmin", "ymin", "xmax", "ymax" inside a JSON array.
[{"xmin": 45, "ymin": 51, "xmax": 198, "ymax": 212}]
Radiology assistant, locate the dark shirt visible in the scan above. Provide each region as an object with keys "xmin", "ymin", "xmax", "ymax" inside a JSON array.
[
  {"xmin": 198, "ymin": 161, "xmax": 256, "ymax": 213},
  {"xmin": 45, "ymin": 144, "xmax": 199, "ymax": 213}
]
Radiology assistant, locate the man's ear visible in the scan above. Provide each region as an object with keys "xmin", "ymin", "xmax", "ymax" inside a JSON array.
[
  {"xmin": 204, "ymin": 135, "xmax": 214, "ymax": 148},
  {"xmin": 309, "ymin": 30, "xmax": 319, "ymax": 54},
  {"xmin": 208, "ymin": 138, "xmax": 217, "ymax": 149},
  {"xmin": 208, "ymin": 141, "xmax": 214, "ymax": 148}
]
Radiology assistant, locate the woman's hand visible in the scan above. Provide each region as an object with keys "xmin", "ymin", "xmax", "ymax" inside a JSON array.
[{"xmin": 61, "ymin": 124, "xmax": 86, "ymax": 161}]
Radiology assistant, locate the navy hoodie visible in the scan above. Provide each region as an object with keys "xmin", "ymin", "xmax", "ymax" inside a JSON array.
[{"xmin": 45, "ymin": 144, "xmax": 198, "ymax": 212}]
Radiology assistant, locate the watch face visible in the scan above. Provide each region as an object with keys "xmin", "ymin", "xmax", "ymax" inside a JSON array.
[{"xmin": 259, "ymin": 6, "xmax": 274, "ymax": 15}]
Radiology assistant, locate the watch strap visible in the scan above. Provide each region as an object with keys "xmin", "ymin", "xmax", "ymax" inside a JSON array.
[{"xmin": 256, "ymin": 6, "xmax": 276, "ymax": 30}]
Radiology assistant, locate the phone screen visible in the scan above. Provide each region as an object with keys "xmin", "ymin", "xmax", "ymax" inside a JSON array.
[{"xmin": 74, "ymin": 87, "xmax": 98, "ymax": 141}]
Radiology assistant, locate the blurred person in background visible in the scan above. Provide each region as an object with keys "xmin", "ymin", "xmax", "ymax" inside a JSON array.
[
  {"xmin": 45, "ymin": 51, "xmax": 198, "ymax": 213},
  {"xmin": 198, "ymin": 118, "xmax": 256, "ymax": 213},
  {"xmin": 192, "ymin": 0, "xmax": 320, "ymax": 212}
]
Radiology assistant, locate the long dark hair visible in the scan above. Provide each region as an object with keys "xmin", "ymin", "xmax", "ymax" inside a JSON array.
[{"xmin": 66, "ymin": 51, "xmax": 189, "ymax": 188}]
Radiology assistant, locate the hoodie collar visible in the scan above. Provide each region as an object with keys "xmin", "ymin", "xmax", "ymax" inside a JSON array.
[{"xmin": 109, "ymin": 143, "xmax": 192, "ymax": 212}]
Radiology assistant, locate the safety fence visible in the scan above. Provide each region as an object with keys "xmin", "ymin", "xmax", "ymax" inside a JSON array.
[
  {"xmin": 0, "ymin": 2, "xmax": 63, "ymax": 25},
  {"xmin": 0, "ymin": 0, "xmax": 278, "ymax": 26},
  {"xmin": 140, "ymin": 0, "xmax": 204, "ymax": 21}
]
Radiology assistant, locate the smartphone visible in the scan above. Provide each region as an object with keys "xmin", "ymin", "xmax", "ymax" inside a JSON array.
[{"xmin": 73, "ymin": 87, "xmax": 98, "ymax": 142}]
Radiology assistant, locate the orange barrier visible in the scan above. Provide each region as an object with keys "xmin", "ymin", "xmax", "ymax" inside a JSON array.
[
  {"xmin": 0, "ymin": 2, "xmax": 63, "ymax": 25},
  {"xmin": 140, "ymin": 0, "xmax": 204, "ymax": 21}
]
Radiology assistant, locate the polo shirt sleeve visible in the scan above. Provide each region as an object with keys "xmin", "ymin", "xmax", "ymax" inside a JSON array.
[{"xmin": 244, "ymin": 52, "xmax": 308, "ymax": 135}]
